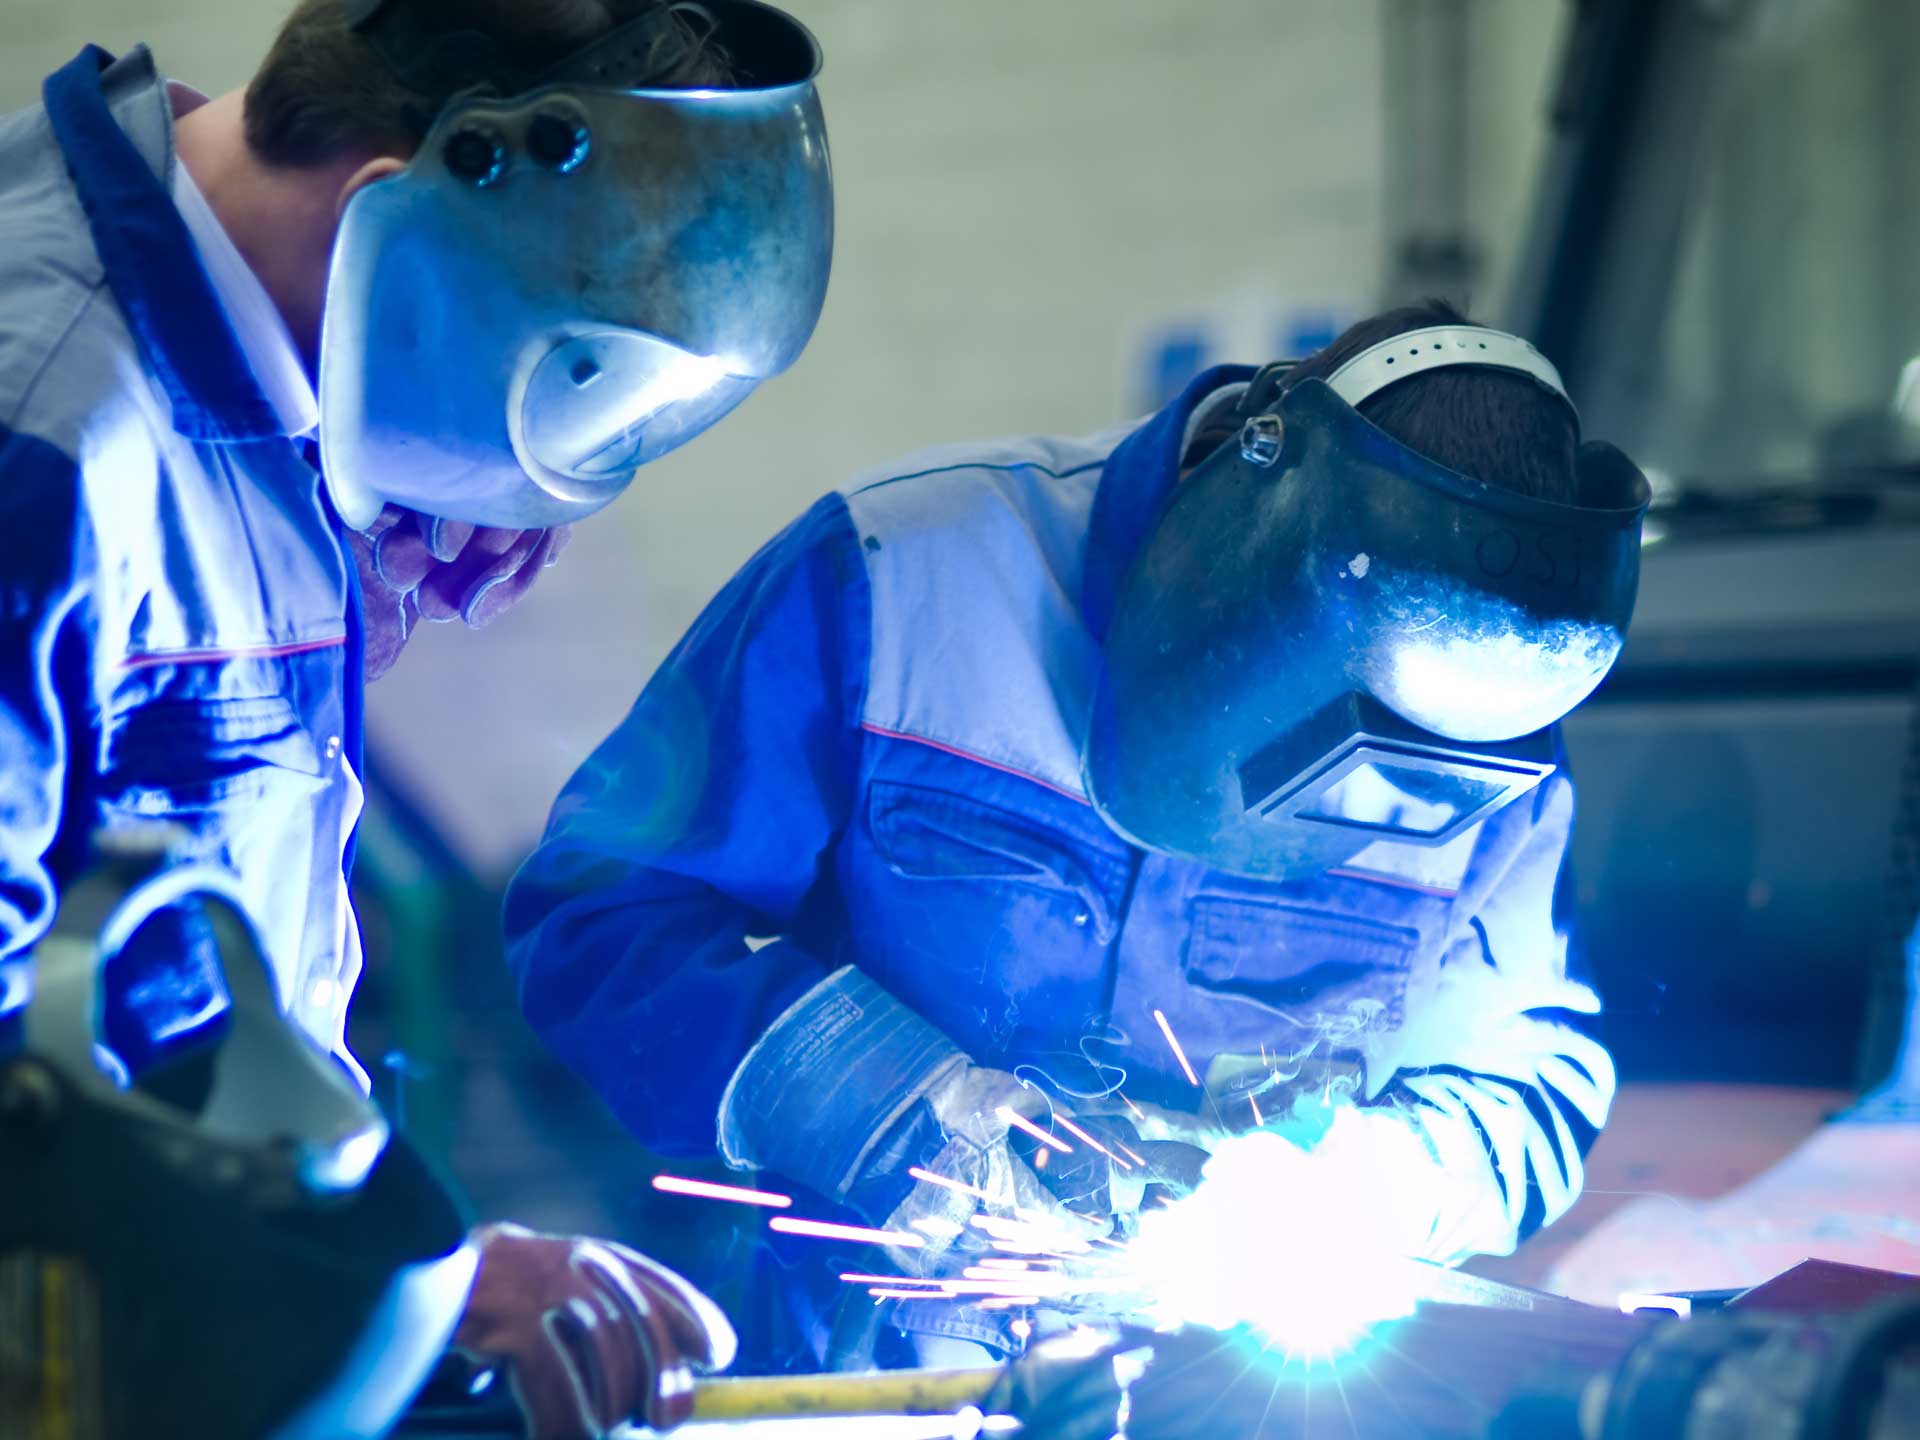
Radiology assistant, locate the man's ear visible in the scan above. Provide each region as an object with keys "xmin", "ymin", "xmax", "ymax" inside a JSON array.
[{"xmin": 334, "ymin": 156, "xmax": 407, "ymax": 222}]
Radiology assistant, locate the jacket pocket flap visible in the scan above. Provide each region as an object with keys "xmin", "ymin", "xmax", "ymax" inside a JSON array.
[
  {"xmin": 1185, "ymin": 897, "xmax": 1416, "ymax": 1007},
  {"xmin": 868, "ymin": 780, "xmax": 1119, "ymax": 937}
]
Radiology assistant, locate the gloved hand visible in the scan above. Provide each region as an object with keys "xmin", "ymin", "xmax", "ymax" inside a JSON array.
[
  {"xmin": 345, "ymin": 508, "xmax": 572, "ymax": 681},
  {"xmin": 878, "ymin": 1061, "xmax": 1096, "ymax": 1275},
  {"xmin": 717, "ymin": 969, "xmax": 1117, "ymax": 1268},
  {"xmin": 1006, "ymin": 1113, "xmax": 1210, "ymax": 1225},
  {"xmin": 451, "ymin": 1223, "xmax": 736, "ymax": 1440}
]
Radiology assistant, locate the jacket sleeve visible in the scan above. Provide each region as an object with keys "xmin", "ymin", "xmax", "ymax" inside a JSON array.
[
  {"xmin": 1355, "ymin": 758, "xmax": 1616, "ymax": 1263},
  {"xmin": 502, "ymin": 494, "xmax": 871, "ymax": 1156},
  {"xmin": 0, "ymin": 423, "xmax": 92, "ymax": 1038}
]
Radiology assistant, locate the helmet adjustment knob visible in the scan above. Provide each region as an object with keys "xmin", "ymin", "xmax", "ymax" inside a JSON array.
[{"xmin": 1239, "ymin": 414, "xmax": 1284, "ymax": 468}]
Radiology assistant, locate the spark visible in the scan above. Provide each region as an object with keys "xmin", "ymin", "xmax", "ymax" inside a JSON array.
[
  {"xmin": 990, "ymin": 1241, "xmax": 1067, "ymax": 1258},
  {"xmin": 968, "ymin": 1214, "xmax": 1094, "ymax": 1254},
  {"xmin": 1119, "ymin": 1093, "xmax": 1147, "ymax": 1122},
  {"xmin": 1053, "ymin": 1114, "xmax": 1126, "ymax": 1165},
  {"xmin": 1153, "ymin": 1008, "xmax": 1201, "ymax": 1088},
  {"xmin": 770, "ymin": 1217, "xmax": 924, "ymax": 1248},
  {"xmin": 779, "ymin": 1076, "xmax": 1414, "ymax": 1362},
  {"xmin": 997, "ymin": 1105, "xmax": 1072, "ymax": 1153},
  {"xmin": 937, "ymin": 1279, "xmax": 1058, "ymax": 1296},
  {"xmin": 651, "ymin": 1174, "xmax": 792, "ymax": 1209},
  {"xmin": 908, "ymin": 1166, "xmax": 994, "ymax": 1203}
]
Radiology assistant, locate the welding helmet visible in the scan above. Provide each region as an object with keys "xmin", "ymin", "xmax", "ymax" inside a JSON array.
[
  {"xmin": 0, "ymin": 845, "xmax": 476, "ymax": 1440},
  {"xmin": 318, "ymin": 0, "xmax": 833, "ymax": 530},
  {"xmin": 1084, "ymin": 326, "xmax": 1652, "ymax": 881}
]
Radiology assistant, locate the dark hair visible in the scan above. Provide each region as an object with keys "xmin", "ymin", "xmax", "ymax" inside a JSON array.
[
  {"xmin": 245, "ymin": 0, "xmax": 735, "ymax": 168},
  {"xmin": 1285, "ymin": 299, "xmax": 1579, "ymax": 503}
]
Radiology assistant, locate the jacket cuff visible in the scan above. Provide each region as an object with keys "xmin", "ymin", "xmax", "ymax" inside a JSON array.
[{"xmin": 716, "ymin": 966, "xmax": 963, "ymax": 1201}]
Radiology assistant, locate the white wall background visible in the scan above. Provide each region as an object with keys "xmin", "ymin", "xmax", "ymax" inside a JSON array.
[{"xmin": 1, "ymin": 0, "xmax": 1566, "ymax": 875}]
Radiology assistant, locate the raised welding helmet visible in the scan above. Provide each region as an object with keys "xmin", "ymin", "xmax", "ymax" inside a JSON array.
[
  {"xmin": 1084, "ymin": 326, "xmax": 1652, "ymax": 881},
  {"xmin": 0, "ymin": 845, "xmax": 476, "ymax": 1440},
  {"xmin": 318, "ymin": 0, "xmax": 833, "ymax": 529}
]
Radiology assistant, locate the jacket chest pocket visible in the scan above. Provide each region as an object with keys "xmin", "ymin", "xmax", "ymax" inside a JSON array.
[
  {"xmin": 102, "ymin": 693, "xmax": 328, "ymax": 828},
  {"xmin": 851, "ymin": 781, "xmax": 1127, "ymax": 1044},
  {"xmin": 1183, "ymin": 897, "xmax": 1417, "ymax": 1035}
]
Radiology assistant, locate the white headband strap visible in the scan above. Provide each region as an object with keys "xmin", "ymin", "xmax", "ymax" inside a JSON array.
[{"xmin": 1323, "ymin": 325, "xmax": 1576, "ymax": 423}]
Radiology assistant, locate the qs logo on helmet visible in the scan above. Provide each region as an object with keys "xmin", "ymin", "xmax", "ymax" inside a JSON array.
[{"xmin": 1474, "ymin": 528, "xmax": 1585, "ymax": 590}]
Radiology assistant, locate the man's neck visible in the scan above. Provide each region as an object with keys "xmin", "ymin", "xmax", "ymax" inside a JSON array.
[{"xmin": 171, "ymin": 91, "xmax": 359, "ymax": 369}]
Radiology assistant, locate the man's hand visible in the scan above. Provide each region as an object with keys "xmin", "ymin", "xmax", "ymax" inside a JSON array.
[
  {"xmin": 452, "ymin": 1223, "xmax": 736, "ymax": 1440},
  {"xmin": 880, "ymin": 1071, "xmax": 1213, "ymax": 1274},
  {"xmin": 346, "ymin": 508, "xmax": 572, "ymax": 681},
  {"xmin": 1008, "ymin": 1114, "xmax": 1210, "ymax": 1224},
  {"xmin": 875, "ymin": 1065, "xmax": 1099, "ymax": 1277}
]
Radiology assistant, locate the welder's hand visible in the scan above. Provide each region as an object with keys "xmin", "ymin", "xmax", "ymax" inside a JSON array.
[
  {"xmin": 451, "ymin": 1222, "xmax": 736, "ymax": 1439},
  {"xmin": 880, "ymin": 1065, "xmax": 1094, "ymax": 1274},
  {"xmin": 1010, "ymin": 1114, "xmax": 1210, "ymax": 1225}
]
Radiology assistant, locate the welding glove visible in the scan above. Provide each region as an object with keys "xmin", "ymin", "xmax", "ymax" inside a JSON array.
[
  {"xmin": 877, "ymin": 1062, "xmax": 1099, "ymax": 1276},
  {"xmin": 717, "ymin": 967, "xmax": 1104, "ymax": 1271},
  {"xmin": 1009, "ymin": 1114, "xmax": 1210, "ymax": 1223},
  {"xmin": 451, "ymin": 1222, "xmax": 736, "ymax": 1440}
]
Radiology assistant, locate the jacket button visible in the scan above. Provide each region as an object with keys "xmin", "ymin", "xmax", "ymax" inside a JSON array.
[
  {"xmin": 325, "ymin": 735, "xmax": 342, "ymax": 761},
  {"xmin": 1074, "ymin": 911, "xmax": 1090, "ymax": 927}
]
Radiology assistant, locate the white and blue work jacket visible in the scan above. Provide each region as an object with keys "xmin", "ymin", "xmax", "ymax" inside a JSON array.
[
  {"xmin": 0, "ymin": 48, "xmax": 365, "ymax": 1075},
  {"xmin": 507, "ymin": 378, "xmax": 1617, "ymax": 1265}
]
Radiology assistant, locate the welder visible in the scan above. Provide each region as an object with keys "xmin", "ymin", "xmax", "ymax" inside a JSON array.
[
  {"xmin": 505, "ymin": 300, "xmax": 1651, "ymax": 1368},
  {"xmin": 0, "ymin": 0, "xmax": 829, "ymax": 1432}
]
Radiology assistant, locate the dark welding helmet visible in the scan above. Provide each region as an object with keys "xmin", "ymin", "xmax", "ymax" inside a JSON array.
[
  {"xmin": 1084, "ymin": 326, "xmax": 1652, "ymax": 881},
  {"xmin": 0, "ymin": 847, "xmax": 476, "ymax": 1440},
  {"xmin": 319, "ymin": 0, "xmax": 833, "ymax": 529}
]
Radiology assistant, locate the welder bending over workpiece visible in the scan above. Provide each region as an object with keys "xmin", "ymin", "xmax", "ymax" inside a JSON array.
[
  {"xmin": 0, "ymin": 1, "xmax": 830, "ymax": 1433},
  {"xmin": 507, "ymin": 302, "xmax": 1653, "ymax": 1367}
]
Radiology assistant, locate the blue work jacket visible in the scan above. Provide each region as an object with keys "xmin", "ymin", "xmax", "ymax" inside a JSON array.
[
  {"xmin": 507, "ymin": 370, "xmax": 1616, "ymax": 1266},
  {"xmin": 0, "ymin": 49, "xmax": 365, "ymax": 1076}
]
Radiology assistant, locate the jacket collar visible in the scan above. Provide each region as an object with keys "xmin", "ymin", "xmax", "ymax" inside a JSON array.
[
  {"xmin": 1081, "ymin": 364, "xmax": 1255, "ymax": 643},
  {"xmin": 42, "ymin": 45, "xmax": 289, "ymax": 442}
]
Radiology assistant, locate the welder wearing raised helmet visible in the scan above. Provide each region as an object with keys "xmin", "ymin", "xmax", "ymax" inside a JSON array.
[
  {"xmin": 0, "ymin": 0, "xmax": 829, "ymax": 1432},
  {"xmin": 505, "ymin": 300, "xmax": 1649, "ymax": 1369}
]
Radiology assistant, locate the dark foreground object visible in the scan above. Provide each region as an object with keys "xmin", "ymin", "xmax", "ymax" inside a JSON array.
[
  {"xmin": 1106, "ymin": 1262, "xmax": 1920, "ymax": 1440},
  {"xmin": 396, "ymin": 1261, "xmax": 1920, "ymax": 1438}
]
